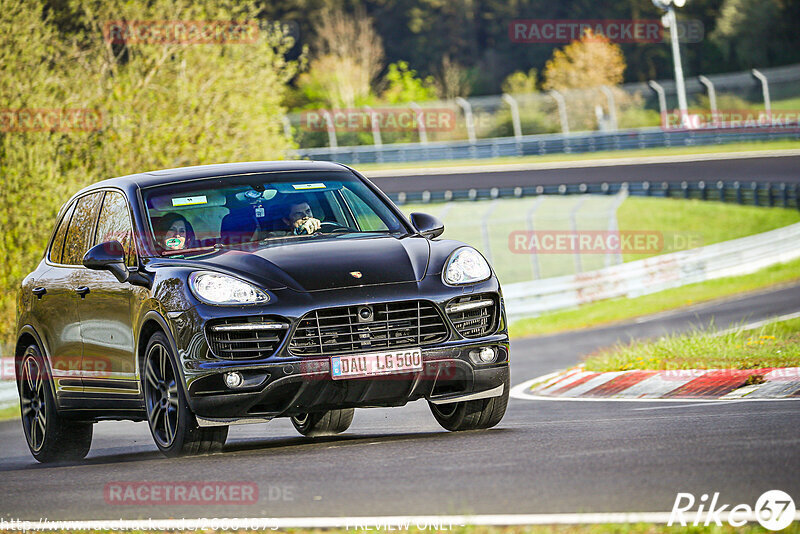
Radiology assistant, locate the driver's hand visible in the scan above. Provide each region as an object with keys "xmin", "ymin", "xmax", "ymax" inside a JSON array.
[{"xmin": 295, "ymin": 217, "xmax": 321, "ymax": 235}]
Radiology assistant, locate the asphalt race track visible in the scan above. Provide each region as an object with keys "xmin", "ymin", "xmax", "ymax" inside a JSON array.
[
  {"xmin": 1, "ymin": 284, "xmax": 798, "ymax": 521},
  {"xmin": 367, "ymin": 154, "xmax": 800, "ymax": 193}
]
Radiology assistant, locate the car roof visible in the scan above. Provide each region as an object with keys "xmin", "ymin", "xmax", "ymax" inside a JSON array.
[{"xmin": 78, "ymin": 160, "xmax": 353, "ymax": 194}]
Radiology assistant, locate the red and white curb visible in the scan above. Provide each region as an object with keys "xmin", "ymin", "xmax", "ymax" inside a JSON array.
[{"xmin": 511, "ymin": 366, "xmax": 800, "ymax": 402}]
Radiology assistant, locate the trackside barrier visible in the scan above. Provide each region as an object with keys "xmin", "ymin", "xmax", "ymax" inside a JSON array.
[
  {"xmin": 389, "ymin": 180, "xmax": 800, "ymax": 210},
  {"xmin": 296, "ymin": 127, "xmax": 800, "ymax": 165},
  {"xmin": 504, "ymin": 222, "xmax": 800, "ymax": 320},
  {"xmin": 0, "ymin": 381, "xmax": 16, "ymax": 410}
]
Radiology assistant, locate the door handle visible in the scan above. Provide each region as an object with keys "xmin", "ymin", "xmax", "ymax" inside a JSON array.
[
  {"xmin": 32, "ymin": 287, "xmax": 47, "ymax": 299},
  {"xmin": 75, "ymin": 286, "xmax": 91, "ymax": 298}
]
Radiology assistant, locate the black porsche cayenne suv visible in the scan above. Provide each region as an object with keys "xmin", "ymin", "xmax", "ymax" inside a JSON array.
[{"xmin": 15, "ymin": 161, "xmax": 510, "ymax": 462}]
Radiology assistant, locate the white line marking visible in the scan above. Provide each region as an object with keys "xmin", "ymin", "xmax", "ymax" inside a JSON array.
[
  {"xmin": 713, "ymin": 310, "xmax": 800, "ymax": 336},
  {"xmin": 0, "ymin": 511, "xmax": 795, "ymax": 530}
]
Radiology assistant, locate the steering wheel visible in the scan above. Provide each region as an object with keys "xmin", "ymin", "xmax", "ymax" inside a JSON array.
[{"xmin": 318, "ymin": 221, "xmax": 351, "ymax": 233}]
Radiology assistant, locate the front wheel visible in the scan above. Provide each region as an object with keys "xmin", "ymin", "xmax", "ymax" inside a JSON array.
[
  {"xmin": 429, "ymin": 378, "xmax": 509, "ymax": 431},
  {"xmin": 291, "ymin": 408, "xmax": 354, "ymax": 437},
  {"xmin": 19, "ymin": 344, "xmax": 93, "ymax": 463},
  {"xmin": 143, "ymin": 332, "xmax": 228, "ymax": 457}
]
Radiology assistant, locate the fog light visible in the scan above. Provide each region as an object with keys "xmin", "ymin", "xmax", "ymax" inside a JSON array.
[
  {"xmin": 468, "ymin": 347, "xmax": 497, "ymax": 365},
  {"xmin": 224, "ymin": 371, "xmax": 243, "ymax": 389}
]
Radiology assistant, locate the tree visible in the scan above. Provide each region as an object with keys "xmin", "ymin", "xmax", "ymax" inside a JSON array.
[
  {"xmin": 542, "ymin": 30, "xmax": 626, "ymax": 91},
  {"xmin": 0, "ymin": 0, "xmax": 300, "ymax": 346},
  {"xmin": 298, "ymin": 5, "xmax": 384, "ymax": 107},
  {"xmin": 502, "ymin": 69, "xmax": 538, "ymax": 95}
]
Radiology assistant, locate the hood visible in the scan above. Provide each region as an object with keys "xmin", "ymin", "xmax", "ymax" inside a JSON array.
[{"xmin": 196, "ymin": 234, "xmax": 431, "ymax": 292}]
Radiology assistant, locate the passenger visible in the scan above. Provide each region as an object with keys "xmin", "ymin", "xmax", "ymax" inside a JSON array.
[{"xmin": 157, "ymin": 213, "xmax": 195, "ymax": 251}]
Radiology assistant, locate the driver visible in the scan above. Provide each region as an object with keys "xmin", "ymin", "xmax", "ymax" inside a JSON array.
[{"xmin": 280, "ymin": 198, "xmax": 321, "ymax": 235}]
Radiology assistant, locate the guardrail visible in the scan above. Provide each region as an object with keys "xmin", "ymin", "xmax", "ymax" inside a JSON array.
[
  {"xmin": 504, "ymin": 221, "xmax": 800, "ymax": 320},
  {"xmin": 296, "ymin": 125, "xmax": 800, "ymax": 165},
  {"xmin": 0, "ymin": 381, "xmax": 16, "ymax": 410},
  {"xmin": 389, "ymin": 180, "xmax": 800, "ymax": 210}
]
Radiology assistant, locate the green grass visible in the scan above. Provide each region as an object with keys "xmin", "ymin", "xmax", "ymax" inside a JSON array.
[
  {"xmin": 355, "ymin": 139, "xmax": 800, "ymax": 172},
  {"xmin": 403, "ymin": 196, "xmax": 800, "ymax": 284},
  {"xmin": 617, "ymin": 198, "xmax": 800, "ymax": 261},
  {"xmin": 584, "ymin": 317, "xmax": 800, "ymax": 372},
  {"xmin": 509, "ymin": 257, "xmax": 800, "ymax": 338},
  {"xmin": 0, "ymin": 404, "xmax": 18, "ymax": 422}
]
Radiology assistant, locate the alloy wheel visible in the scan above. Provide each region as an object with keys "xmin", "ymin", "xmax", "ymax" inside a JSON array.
[
  {"xmin": 144, "ymin": 343, "xmax": 180, "ymax": 448},
  {"xmin": 20, "ymin": 355, "xmax": 47, "ymax": 452}
]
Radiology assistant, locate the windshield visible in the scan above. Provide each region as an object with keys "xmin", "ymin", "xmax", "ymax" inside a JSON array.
[{"xmin": 142, "ymin": 170, "xmax": 407, "ymax": 255}]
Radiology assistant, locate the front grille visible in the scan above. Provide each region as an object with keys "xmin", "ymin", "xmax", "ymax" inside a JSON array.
[
  {"xmin": 206, "ymin": 316, "xmax": 289, "ymax": 360},
  {"xmin": 446, "ymin": 294, "xmax": 498, "ymax": 338},
  {"xmin": 289, "ymin": 300, "xmax": 449, "ymax": 356}
]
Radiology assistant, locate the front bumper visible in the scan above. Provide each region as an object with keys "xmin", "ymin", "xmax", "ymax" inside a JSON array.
[{"xmin": 185, "ymin": 337, "xmax": 509, "ymax": 421}]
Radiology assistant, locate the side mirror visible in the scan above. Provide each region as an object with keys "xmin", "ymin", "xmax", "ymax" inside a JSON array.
[
  {"xmin": 410, "ymin": 212, "xmax": 444, "ymax": 239},
  {"xmin": 83, "ymin": 241, "xmax": 129, "ymax": 283}
]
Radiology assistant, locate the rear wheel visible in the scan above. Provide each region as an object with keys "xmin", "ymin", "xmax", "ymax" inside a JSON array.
[
  {"xmin": 143, "ymin": 332, "xmax": 228, "ymax": 457},
  {"xmin": 291, "ymin": 408, "xmax": 354, "ymax": 437},
  {"xmin": 19, "ymin": 344, "xmax": 93, "ymax": 463},
  {"xmin": 429, "ymin": 378, "xmax": 509, "ymax": 431}
]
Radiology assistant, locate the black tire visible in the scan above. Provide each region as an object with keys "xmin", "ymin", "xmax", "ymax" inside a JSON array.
[
  {"xmin": 291, "ymin": 408, "xmax": 354, "ymax": 437},
  {"xmin": 143, "ymin": 332, "xmax": 228, "ymax": 457},
  {"xmin": 18, "ymin": 344, "xmax": 93, "ymax": 463},
  {"xmin": 429, "ymin": 377, "xmax": 509, "ymax": 432}
]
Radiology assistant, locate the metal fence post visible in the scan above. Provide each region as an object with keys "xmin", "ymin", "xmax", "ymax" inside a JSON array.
[
  {"xmin": 698, "ymin": 75, "xmax": 717, "ymax": 121},
  {"xmin": 454, "ymin": 97, "xmax": 476, "ymax": 144},
  {"xmin": 648, "ymin": 80, "xmax": 667, "ymax": 125},
  {"xmin": 606, "ymin": 185, "xmax": 629, "ymax": 268},
  {"xmin": 501, "ymin": 93, "xmax": 523, "ymax": 141},
  {"xmin": 480, "ymin": 200, "xmax": 501, "ymax": 264},
  {"xmin": 409, "ymin": 102, "xmax": 428, "ymax": 144},
  {"xmin": 752, "ymin": 69, "xmax": 772, "ymax": 118},
  {"xmin": 569, "ymin": 197, "xmax": 588, "ymax": 273},
  {"xmin": 281, "ymin": 116, "xmax": 292, "ymax": 140},
  {"xmin": 321, "ymin": 110, "xmax": 337, "ymax": 149},
  {"xmin": 525, "ymin": 197, "xmax": 545, "ymax": 280},
  {"xmin": 363, "ymin": 105, "xmax": 382, "ymax": 147},
  {"xmin": 548, "ymin": 90, "xmax": 570, "ymax": 135},
  {"xmin": 600, "ymin": 86, "xmax": 618, "ymax": 131}
]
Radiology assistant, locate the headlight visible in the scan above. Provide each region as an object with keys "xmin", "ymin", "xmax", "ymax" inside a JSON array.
[
  {"xmin": 189, "ymin": 272, "xmax": 269, "ymax": 305},
  {"xmin": 443, "ymin": 247, "xmax": 491, "ymax": 285}
]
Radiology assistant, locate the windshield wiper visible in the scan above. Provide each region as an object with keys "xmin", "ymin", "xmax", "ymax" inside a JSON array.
[{"xmin": 161, "ymin": 245, "xmax": 218, "ymax": 257}]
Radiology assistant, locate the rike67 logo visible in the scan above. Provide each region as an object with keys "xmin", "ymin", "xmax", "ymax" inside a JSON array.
[{"xmin": 669, "ymin": 490, "xmax": 796, "ymax": 530}]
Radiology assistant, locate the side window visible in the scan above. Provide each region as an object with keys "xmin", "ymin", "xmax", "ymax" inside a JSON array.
[
  {"xmin": 62, "ymin": 192, "xmax": 104, "ymax": 265},
  {"xmin": 95, "ymin": 191, "xmax": 136, "ymax": 266},
  {"xmin": 341, "ymin": 188, "xmax": 390, "ymax": 231},
  {"xmin": 49, "ymin": 202, "xmax": 76, "ymax": 264}
]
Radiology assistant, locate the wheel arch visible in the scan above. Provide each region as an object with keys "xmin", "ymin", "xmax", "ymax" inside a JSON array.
[
  {"xmin": 15, "ymin": 326, "xmax": 55, "ymax": 389},
  {"xmin": 136, "ymin": 311, "xmax": 188, "ymax": 395}
]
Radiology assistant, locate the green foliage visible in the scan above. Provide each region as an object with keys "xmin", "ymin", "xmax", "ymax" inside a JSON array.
[
  {"xmin": 584, "ymin": 318, "xmax": 800, "ymax": 372},
  {"xmin": 0, "ymin": 0, "xmax": 300, "ymax": 346},
  {"xmin": 381, "ymin": 61, "xmax": 437, "ymax": 104},
  {"xmin": 501, "ymin": 69, "xmax": 538, "ymax": 95}
]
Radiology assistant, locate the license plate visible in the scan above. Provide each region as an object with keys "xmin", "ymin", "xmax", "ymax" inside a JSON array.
[{"xmin": 330, "ymin": 348, "xmax": 422, "ymax": 380}]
